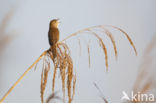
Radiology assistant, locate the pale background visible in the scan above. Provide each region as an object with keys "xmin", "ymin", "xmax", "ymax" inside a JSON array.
[{"xmin": 0, "ymin": 0, "xmax": 156, "ymax": 103}]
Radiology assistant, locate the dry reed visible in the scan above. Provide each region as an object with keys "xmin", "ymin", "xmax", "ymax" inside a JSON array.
[
  {"xmin": 45, "ymin": 92, "xmax": 61, "ymax": 103},
  {"xmin": 0, "ymin": 24, "xmax": 137, "ymax": 103},
  {"xmin": 87, "ymin": 41, "xmax": 91, "ymax": 68},
  {"xmin": 130, "ymin": 36, "xmax": 156, "ymax": 103},
  {"xmin": 41, "ymin": 57, "xmax": 51, "ymax": 103},
  {"xmin": 0, "ymin": 7, "xmax": 17, "ymax": 102},
  {"xmin": 40, "ymin": 42, "xmax": 75, "ymax": 103},
  {"xmin": 0, "ymin": 8, "xmax": 16, "ymax": 52},
  {"xmin": 94, "ymin": 82, "xmax": 108, "ymax": 103}
]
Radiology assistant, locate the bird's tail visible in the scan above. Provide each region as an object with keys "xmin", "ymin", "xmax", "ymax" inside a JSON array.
[{"xmin": 51, "ymin": 45, "xmax": 57, "ymax": 61}]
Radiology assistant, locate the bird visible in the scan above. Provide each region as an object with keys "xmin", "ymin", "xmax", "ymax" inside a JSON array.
[{"xmin": 48, "ymin": 19, "xmax": 60, "ymax": 60}]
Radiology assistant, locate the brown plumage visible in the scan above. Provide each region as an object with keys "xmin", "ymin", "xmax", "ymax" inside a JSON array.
[{"xmin": 48, "ymin": 19, "xmax": 60, "ymax": 60}]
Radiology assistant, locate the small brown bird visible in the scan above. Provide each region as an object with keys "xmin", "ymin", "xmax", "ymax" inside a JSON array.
[{"xmin": 48, "ymin": 19, "xmax": 60, "ymax": 60}]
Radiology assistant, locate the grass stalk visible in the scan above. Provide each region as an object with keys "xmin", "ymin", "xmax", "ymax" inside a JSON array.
[{"xmin": 0, "ymin": 51, "xmax": 47, "ymax": 103}]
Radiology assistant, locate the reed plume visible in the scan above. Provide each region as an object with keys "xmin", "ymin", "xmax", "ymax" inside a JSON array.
[
  {"xmin": 0, "ymin": 25, "xmax": 137, "ymax": 103},
  {"xmin": 130, "ymin": 35, "xmax": 156, "ymax": 103},
  {"xmin": 0, "ymin": 8, "xmax": 16, "ymax": 53}
]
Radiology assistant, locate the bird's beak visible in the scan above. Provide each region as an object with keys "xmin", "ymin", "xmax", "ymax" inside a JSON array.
[
  {"xmin": 58, "ymin": 20, "xmax": 61, "ymax": 24},
  {"xmin": 57, "ymin": 19, "xmax": 61, "ymax": 24}
]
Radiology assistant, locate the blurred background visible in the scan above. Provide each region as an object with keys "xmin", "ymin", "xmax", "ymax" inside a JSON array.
[{"xmin": 0, "ymin": 0, "xmax": 156, "ymax": 103}]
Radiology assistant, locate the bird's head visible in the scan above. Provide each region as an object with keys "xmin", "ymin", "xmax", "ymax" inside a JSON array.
[{"xmin": 50, "ymin": 19, "xmax": 60, "ymax": 28}]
